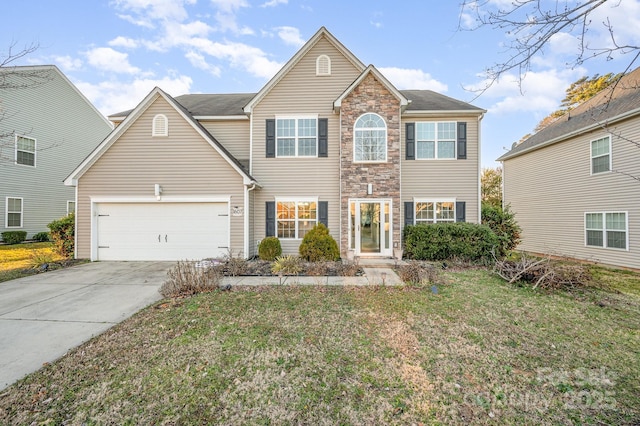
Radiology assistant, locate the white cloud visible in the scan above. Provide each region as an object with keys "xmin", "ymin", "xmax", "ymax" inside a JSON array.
[
  {"xmin": 112, "ymin": 0, "xmax": 195, "ymax": 25},
  {"xmin": 193, "ymin": 38, "xmax": 282, "ymax": 79},
  {"xmin": 108, "ymin": 36, "xmax": 140, "ymax": 49},
  {"xmin": 85, "ymin": 47, "xmax": 141, "ymax": 74},
  {"xmin": 54, "ymin": 55, "xmax": 83, "ymax": 71},
  {"xmin": 379, "ymin": 67, "xmax": 448, "ymax": 92},
  {"xmin": 274, "ymin": 26, "xmax": 304, "ymax": 47},
  {"xmin": 261, "ymin": 0, "xmax": 287, "ymax": 7},
  {"xmin": 75, "ymin": 74, "xmax": 193, "ymax": 116},
  {"xmin": 185, "ymin": 51, "xmax": 221, "ymax": 76},
  {"xmin": 209, "ymin": 0, "xmax": 248, "ymax": 13}
]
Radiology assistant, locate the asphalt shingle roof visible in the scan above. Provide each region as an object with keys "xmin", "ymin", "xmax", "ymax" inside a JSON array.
[{"xmin": 498, "ymin": 67, "xmax": 640, "ymax": 161}]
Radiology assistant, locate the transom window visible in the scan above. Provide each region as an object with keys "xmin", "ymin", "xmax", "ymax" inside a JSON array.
[
  {"xmin": 16, "ymin": 135, "xmax": 36, "ymax": 166},
  {"xmin": 354, "ymin": 113, "xmax": 387, "ymax": 162},
  {"xmin": 277, "ymin": 200, "xmax": 317, "ymax": 239},
  {"xmin": 415, "ymin": 200, "xmax": 456, "ymax": 224},
  {"xmin": 316, "ymin": 55, "xmax": 331, "ymax": 76},
  {"xmin": 591, "ymin": 136, "xmax": 611, "ymax": 174},
  {"xmin": 416, "ymin": 122, "xmax": 456, "ymax": 159},
  {"xmin": 152, "ymin": 114, "xmax": 168, "ymax": 136},
  {"xmin": 5, "ymin": 197, "xmax": 23, "ymax": 228},
  {"xmin": 585, "ymin": 212, "xmax": 627, "ymax": 250},
  {"xmin": 276, "ymin": 117, "xmax": 317, "ymax": 157}
]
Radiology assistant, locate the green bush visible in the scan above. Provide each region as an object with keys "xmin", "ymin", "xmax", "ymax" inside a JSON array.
[
  {"xmin": 32, "ymin": 232, "xmax": 51, "ymax": 242},
  {"xmin": 1, "ymin": 231, "xmax": 27, "ymax": 245},
  {"xmin": 48, "ymin": 213, "xmax": 75, "ymax": 258},
  {"xmin": 481, "ymin": 203, "xmax": 521, "ymax": 257},
  {"xmin": 258, "ymin": 236, "xmax": 282, "ymax": 261},
  {"xmin": 403, "ymin": 222, "xmax": 499, "ymax": 264},
  {"xmin": 298, "ymin": 223, "xmax": 340, "ymax": 262}
]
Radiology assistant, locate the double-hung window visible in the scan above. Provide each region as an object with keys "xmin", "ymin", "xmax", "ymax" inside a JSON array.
[
  {"xmin": 585, "ymin": 212, "xmax": 627, "ymax": 250},
  {"xmin": 591, "ymin": 136, "xmax": 611, "ymax": 174},
  {"xmin": 416, "ymin": 122, "xmax": 456, "ymax": 159},
  {"xmin": 354, "ymin": 113, "xmax": 387, "ymax": 162},
  {"xmin": 277, "ymin": 199, "xmax": 317, "ymax": 239},
  {"xmin": 415, "ymin": 200, "xmax": 456, "ymax": 224},
  {"xmin": 5, "ymin": 197, "xmax": 23, "ymax": 228},
  {"xmin": 276, "ymin": 117, "xmax": 317, "ymax": 157},
  {"xmin": 16, "ymin": 135, "xmax": 36, "ymax": 166}
]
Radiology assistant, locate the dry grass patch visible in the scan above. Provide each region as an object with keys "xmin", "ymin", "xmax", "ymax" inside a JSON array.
[{"xmin": 0, "ymin": 271, "xmax": 638, "ymax": 425}]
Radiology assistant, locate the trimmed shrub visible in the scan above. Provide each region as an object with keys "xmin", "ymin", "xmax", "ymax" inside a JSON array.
[
  {"xmin": 403, "ymin": 222, "xmax": 499, "ymax": 264},
  {"xmin": 258, "ymin": 236, "xmax": 282, "ymax": 261},
  {"xmin": 1, "ymin": 231, "xmax": 27, "ymax": 245},
  {"xmin": 482, "ymin": 203, "xmax": 521, "ymax": 257},
  {"xmin": 298, "ymin": 223, "xmax": 340, "ymax": 262},
  {"xmin": 32, "ymin": 232, "xmax": 51, "ymax": 242},
  {"xmin": 48, "ymin": 213, "xmax": 75, "ymax": 258}
]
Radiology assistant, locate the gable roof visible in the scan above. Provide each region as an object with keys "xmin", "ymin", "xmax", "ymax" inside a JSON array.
[
  {"xmin": 401, "ymin": 89, "xmax": 486, "ymax": 113},
  {"xmin": 243, "ymin": 26, "xmax": 366, "ymax": 114},
  {"xmin": 499, "ymin": 66, "xmax": 640, "ymax": 161},
  {"xmin": 65, "ymin": 87, "xmax": 257, "ymax": 186},
  {"xmin": 333, "ymin": 65, "xmax": 409, "ymax": 110}
]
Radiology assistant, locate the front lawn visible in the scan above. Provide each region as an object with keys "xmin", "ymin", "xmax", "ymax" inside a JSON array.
[
  {"xmin": 0, "ymin": 242, "xmax": 66, "ymax": 283},
  {"xmin": 1, "ymin": 269, "xmax": 638, "ymax": 424}
]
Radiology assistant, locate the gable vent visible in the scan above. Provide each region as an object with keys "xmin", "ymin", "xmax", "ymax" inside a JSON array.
[
  {"xmin": 316, "ymin": 55, "xmax": 331, "ymax": 76},
  {"xmin": 152, "ymin": 114, "xmax": 168, "ymax": 136}
]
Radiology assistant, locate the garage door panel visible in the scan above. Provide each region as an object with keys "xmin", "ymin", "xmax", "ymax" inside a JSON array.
[{"xmin": 96, "ymin": 202, "xmax": 229, "ymax": 261}]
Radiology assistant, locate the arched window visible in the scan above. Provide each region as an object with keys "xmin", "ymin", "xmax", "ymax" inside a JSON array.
[
  {"xmin": 152, "ymin": 114, "xmax": 168, "ymax": 136},
  {"xmin": 354, "ymin": 113, "xmax": 386, "ymax": 162},
  {"xmin": 316, "ymin": 55, "xmax": 331, "ymax": 76}
]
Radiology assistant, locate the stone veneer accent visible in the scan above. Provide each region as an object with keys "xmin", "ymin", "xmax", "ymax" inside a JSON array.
[{"xmin": 340, "ymin": 73, "xmax": 401, "ymax": 255}]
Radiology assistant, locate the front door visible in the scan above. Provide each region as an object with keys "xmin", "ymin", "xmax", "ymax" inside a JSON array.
[{"xmin": 349, "ymin": 199, "xmax": 392, "ymax": 256}]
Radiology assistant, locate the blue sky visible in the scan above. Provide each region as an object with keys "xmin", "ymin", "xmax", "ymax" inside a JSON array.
[{"xmin": 4, "ymin": 0, "xmax": 640, "ymax": 167}]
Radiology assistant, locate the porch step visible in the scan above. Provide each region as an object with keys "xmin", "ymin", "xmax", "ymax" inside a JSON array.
[{"xmin": 355, "ymin": 257, "xmax": 404, "ymax": 268}]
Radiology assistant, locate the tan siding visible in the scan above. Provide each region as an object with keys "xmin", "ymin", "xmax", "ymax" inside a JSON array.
[
  {"xmin": 503, "ymin": 117, "xmax": 640, "ymax": 269},
  {"xmin": 400, "ymin": 115, "xmax": 481, "ymax": 223},
  {"xmin": 76, "ymin": 96, "xmax": 246, "ymax": 259},
  {"xmin": 251, "ymin": 35, "xmax": 363, "ymax": 254},
  {"xmin": 199, "ymin": 119, "xmax": 250, "ymax": 162}
]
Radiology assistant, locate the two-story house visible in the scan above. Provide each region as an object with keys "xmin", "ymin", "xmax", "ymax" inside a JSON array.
[
  {"xmin": 1, "ymin": 65, "xmax": 112, "ymax": 241},
  {"xmin": 499, "ymin": 67, "xmax": 640, "ymax": 270},
  {"xmin": 64, "ymin": 27, "xmax": 485, "ymax": 261}
]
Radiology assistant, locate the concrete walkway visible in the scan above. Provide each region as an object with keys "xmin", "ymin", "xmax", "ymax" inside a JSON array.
[{"xmin": 0, "ymin": 261, "xmax": 172, "ymax": 391}]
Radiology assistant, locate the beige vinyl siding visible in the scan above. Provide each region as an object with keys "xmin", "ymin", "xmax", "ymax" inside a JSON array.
[
  {"xmin": 251, "ymin": 35, "xmax": 363, "ymax": 254},
  {"xmin": 199, "ymin": 119, "xmax": 250, "ymax": 163},
  {"xmin": 400, "ymin": 115, "xmax": 481, "ymax": 224},
  {"xmin": 503, "ymin": 117, "xmax": 640, "ymax": 270},
  {"xmin": 76, "ymin": 96, "xmax": 245, "ymax": 259},
  {"xmin": 0, "ymin": 67, "xmax": 111, "ymax": 239}
]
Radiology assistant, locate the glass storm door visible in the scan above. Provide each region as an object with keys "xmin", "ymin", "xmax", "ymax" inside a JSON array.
[{"xmin": 349, "ymin": 200, "xmax": 391, "ymax": 256}]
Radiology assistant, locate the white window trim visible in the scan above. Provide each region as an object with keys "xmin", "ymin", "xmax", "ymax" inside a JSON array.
[
  {"xmin": 316, "ymin": 55, "xmax": 331, "ymax": 76},
  {"xmin": 67, "ymin": 200, "xmax": 76, "ymax": 215},
  {"xmin": 15, "ymin": 134, "xmax": 37, "ymax": 167},
  {"xmin": 353, "ymin": 113, "xmax": 387, "ymax": 163},
  {"xmin": 415, "ymin": 121, "xmax": 457, "ymax": 160},
  {"xmin": 275, "ymin": 115, "xmax": 318, "ymax": 158},
  {"xmin": 413, "ymin": 198, "xmax": 457, "ymax": 224},
  {"xmin": 152, "ymin": 114, "xmax": 168, "ymax": 137},
  {"xmin": 275, "ymin": 196, "xmax": 319, "ymax": 240},
  {"xmin": 590, "ymin": 135, "xmax": 611, "ymax": 175},
  {"xmin": 5, "ymin": 197, "xmax": 24, "ymax": 228},
  {"xmin": 584, "ymin": 211, "xmax": 629, "ymax": 251}
]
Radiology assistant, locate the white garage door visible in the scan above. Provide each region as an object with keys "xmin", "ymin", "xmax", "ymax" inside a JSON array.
[{"xmin": 96, "ymin": 202, "xmax": 229, "ymax": 261}]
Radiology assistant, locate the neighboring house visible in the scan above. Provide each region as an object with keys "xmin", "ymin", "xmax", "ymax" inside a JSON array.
[
  {"xmin": 498, "ymin": 67, "xmax": 640, "ymax": 270},
  {"xmin": 0, "ymin": 65, "xmax": 112, "ymax": 241},
  {"xmin": 65, "ymin": 27, "xmax": 485, "ymax": 261}
]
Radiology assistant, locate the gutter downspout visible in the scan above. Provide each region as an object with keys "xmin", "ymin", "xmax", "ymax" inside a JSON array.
[
  {"xmin": 244, "ymin": 183, "xmax": 257, "ymax": 258},
  {"xmin": 478, "ymin": 113, "xmax": 484, "ymax": 224}
]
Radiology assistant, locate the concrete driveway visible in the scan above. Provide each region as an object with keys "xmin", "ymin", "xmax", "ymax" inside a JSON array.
[{"xmin": 0, "ymin": 261, "xmax": 173, "ymax": 391}]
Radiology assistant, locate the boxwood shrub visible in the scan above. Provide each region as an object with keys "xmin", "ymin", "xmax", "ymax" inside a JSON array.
[
  {"xmin": 403, "ymin": 222, "xmax": 499, "ymax": 264},
  {"xmin": 1, "ymin": 231, "xmax": 27, "ymax": 245},
  {"xmin": 258, "ymin": 236, "xmax": 282, "ymax": 261},
  {"xmin": 299, "ymin": 223, "xmax": 340, "ymax": 262}
]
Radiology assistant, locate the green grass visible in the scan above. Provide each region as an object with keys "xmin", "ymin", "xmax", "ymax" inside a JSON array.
[{"xmin": 0, "ymin": 269, "xmax": 638, "ymax": 425}]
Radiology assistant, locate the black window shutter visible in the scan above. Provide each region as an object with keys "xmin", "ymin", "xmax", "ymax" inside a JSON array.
[
  {"xmin": 456, "ymin": 201, "xmax": 466, "ymax": 223},
  {"xmin": 457, "ymin": 122, "xmax": 467, "ymax": 160},
  {"xmin": 405, "ymin": 122, "xmax": 415, "ymax": 160},
  {"xmin": 318, "ymin": 118, "xmax": 328, "ymax": 157},
  {"xmin": 318, "ymin": 201, "xmax": 328, "ymax": 227},
  {"xmin": 404, "ymin": 201, "xmax": 414, "ymax": 228},
  {"xmin": 265, "ymin": 201, "xmax": 276, "ymax": 236},
  {"xmin": 266, "ymin": 119, "xmax": 275, "ymax": 158}
]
